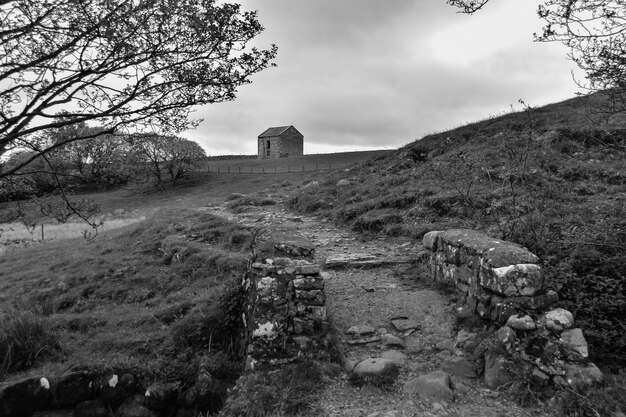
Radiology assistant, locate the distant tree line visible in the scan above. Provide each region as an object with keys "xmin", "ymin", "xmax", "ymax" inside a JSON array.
[{"xmin": 0, "ymin": 118, "xmax": 207, "ymax": 202}]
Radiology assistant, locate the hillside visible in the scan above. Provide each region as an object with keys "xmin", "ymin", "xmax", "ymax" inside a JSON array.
[{"xmin": 288, "ymin": 92, "xmax": 626, "ymax": 368}]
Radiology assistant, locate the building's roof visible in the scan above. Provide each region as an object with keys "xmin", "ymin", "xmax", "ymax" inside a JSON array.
[{"xmin": 258, "ymin": 125, "xmax": 296, "ymax": 138}]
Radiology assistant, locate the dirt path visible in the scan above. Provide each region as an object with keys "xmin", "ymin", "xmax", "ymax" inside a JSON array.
[{"xmin": 211, "ymin": 200, "xmax": 549, "ymax": 417}]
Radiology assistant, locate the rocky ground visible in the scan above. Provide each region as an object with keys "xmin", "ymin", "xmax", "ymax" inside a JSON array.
[{"xmin": 212, "ymin": 198, "xmax": 552, "ymax": 417}]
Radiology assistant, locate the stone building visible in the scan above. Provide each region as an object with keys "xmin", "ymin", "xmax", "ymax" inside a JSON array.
[{"xmin": 257, "ymin": 125, "xmax": 303, "ymax": 159}]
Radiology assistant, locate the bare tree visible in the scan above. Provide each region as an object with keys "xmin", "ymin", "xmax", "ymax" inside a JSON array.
[
  {"xmin": 0, "ymin": 0, "xmax": 277, "ymax": 177},
  {"xmin": 447, "ymin": 0, "xmax": 625, "ymax": 96}
]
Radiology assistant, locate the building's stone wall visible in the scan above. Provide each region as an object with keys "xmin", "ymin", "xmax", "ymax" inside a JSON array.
[
  {"xmin": 258, "ymin": 126, "xmax": 304, "ymax": 159},
  {"xmin": 423, "ymin": 229, "xmax": 603, "ymax": 389}
]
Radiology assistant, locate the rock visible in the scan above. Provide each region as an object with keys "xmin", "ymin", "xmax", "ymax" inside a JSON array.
[
  {"xmin": 303, "ymin": 181, "xmax": 319, "ymax": 189},
  {"xmin": 116, "ymin": 395, "xmax": 158, "ymax": 417},
  {"xmin": 405, "ymin": 336, "xmax": 424, "ymax": 353},
  {"xmin": 482, "ymin": 263, "xmax": 543, "ymax": 297},
  {"xmin": 344, "ymin": 360, "xmax": 360, "ymax": 374},
  {"xmin": 455, "ymin": 330, "xmax": 478, "ymax": 350},
  {"xmin": 52, "ymin": 371, "xmax": 99, "ymax": 408},
  {"xmin": 441, "ymin": 356, "xmax": 478, "ymax": 379},
  {"xmin": 496, "ymin": 326, "xmax": 517, "ymax": 348},
  {"xmin": 376, "ymin": 327, "xmax": 388, "ymax": 335},
  {"xmin": 144, "ymin": 383, "xmax": 178, "ymax": 411},
  {"xmin": 564, "ymin": 363, "xmax": 603, "ymax": 388},
  {"xmin": 74, "ymin": 400, "xmax": 112, "ymax": 417},
  {"xmin": 346, "ymin": 325, "xmax": 376, "ymax": 336},
  {"xmin": 484, "ymin": 352, "xmax": 513, "ymax": 389},
  {"xmin": 531, "ymin": 369, "xmax": 550, "ymax": 389},
  {"xmin": 381, "ymin": 350, "xmax": 408, "ymax": 364},
  {"xmin": 435, "ymin": 338, "xmax": 455, "ymax": 353},
  {"xmin": 352, "ymin": 358, "xmax": 400, "ymax": 384},
  {"xmin": 0, "ymin": 376, "xmax": 52, "ymax": 417},
  {"xmin": 403, "ymin": 371, "xmax": 455, "ymax": 403},
  {"xmin": 381, "ymin": 334, "xmax": 405, "ymax": 348},
  {"xmin": 560, "ymin": 328, "xmax": 589, "ymax": 358},
  {"xmin": 390, "ymin": 319, "xmax": 420, "ymax": 331},
  {"xmin": 506, "ymin": 314, "xmax": 536, "ymax": 331},
  {"xmin": 99, "ymin": 373, "xmax": 136, "ymax": 408},
  {"xmin": 542, "ymin": 308, "xmax": 574, "ymax": 331},
  {"xmin": 347, "ymin": 335, "xmax": 380, "ymax": 345},
  {"xmin": 336, "ymin": 179, "xmax": 351, "ymax": 186},
  {"xmin": 454, "ymin": 382, "xmax": 470, "ymax": 395}
]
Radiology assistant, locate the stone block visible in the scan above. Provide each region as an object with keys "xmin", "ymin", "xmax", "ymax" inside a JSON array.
[
  {"xmin": 443, "ymin": 244, "xmax": 461, "ymax": 266},
  {"xmin": 489, "ymin": 299, "xmax": 518, "ymax": 324},
  {"xmin": 292, "ymin": 277, "xmax": 324, "ymax": 290},
  {"xmin": 484, "ymin": 352, "xmax": 513, "ymax": 389},
  {"xmin": 295, "ymin": 289, "xmax": 325, "ymax": 306},
  {"xmin": 436, "ymin": 229, "xmax": 539, "ymax": 267},
  {"xmin": 541, "ymin": 308, "xmax": 574, "ymax": 331},
  {"xmin": 422, "ymin": 231, "xmax": 441, "ymax": 250},
  {"xmin": 479, "ymin": 264, "xmax": 543, "ymax": 297},
  {"xmin": 294, "ymin": 264, "xmax": 321, "ymax": 275},
  {"xmin": 560, "ymin": 328, "xmax": 589, "ymax": 359}
]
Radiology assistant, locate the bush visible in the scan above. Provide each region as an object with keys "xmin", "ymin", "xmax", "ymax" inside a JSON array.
[{"xmin": 0, "ymin": 307, "xmax": 59, "ymax": 378}]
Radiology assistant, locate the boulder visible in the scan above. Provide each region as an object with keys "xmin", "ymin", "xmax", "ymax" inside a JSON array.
[
  {"xmin": 390, "ymin": 319, "xmax": 420, "ymax": 332},
  {"xmin": 352, "ymin": 358, "xmax": 400, "ymax": 384},
  {"xmin": 560, "ymin": 328, "xmax": 589, "ymax": 359},
  {"xmin": 441, "ymin": 356, "xmax": 478, "ymax": 379},
  {"xmin": 336, "ymin": 179, "xmax": 351, "ymax": 186},
  {"xmin": 564, "ymin": 363, "xmax": 603, "ymax": 388},
  {"xmin": 496, "ymin": 326, "xmax": 517, "ymax": 349},
  {"xmin": 0, "ymin": 376, "xmax": 52, "ymax": 417},
  {"xmin": 542, "ymin": 308, "xmax": 574, "ymax": 331},
  {"xmin": 455, "ymin": 330, "xmax": 478, "ymax": 350},
  {"xmin": 506, "ymin": 314, "xmax": 536, "ymax": 331},
  {"xmin": 403, "ymin": 371, "xmax": 455, "ymax": 403},
  {"xmin": 484, "ymin": 352, "xmax": 513, "ymax": 389},
  {"xmin": 435, "ymin": 338, "xmax": 455, "ymax": 353}
]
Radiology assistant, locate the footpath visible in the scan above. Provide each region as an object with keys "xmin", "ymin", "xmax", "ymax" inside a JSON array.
[{"xmin": 212, "ymin": 198, "xmax": 546, "ymax": 417}]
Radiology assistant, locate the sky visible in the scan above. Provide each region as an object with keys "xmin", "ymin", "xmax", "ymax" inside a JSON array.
[{"xmin": 184, "ymin": 0, "xmax": 583, "ymax": 156}]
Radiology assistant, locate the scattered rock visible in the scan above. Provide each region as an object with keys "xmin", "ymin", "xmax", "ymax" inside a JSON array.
[
  {"xmin": 336, "ymin": 179, "xmax": 351, "ymax": 186},
  {"xmin": 506, "ymin": 314, "xmax": 536, "ymax": 331},
  {"xmin": 542, "ymin": 308, "xmax": 574, "ymax": 331},
  {"xmin": 381, "ymin": 350, "xmax": 407, "ymax": 364},
  {"xmin": 441, "ymin": 356, "xmax": 478, "ymax": 379},
  {"xmin": 484, "ymin": 352, "xmax": 513, "ymax": 389},
  {"xmin": 390, "ymin": 318, "xmax": 420, "ymax": 332},
  {"xmin": 381, "ymin": 334, "xmax": 405, "ymax": 348},
  {"xmin": 346, "ymin": 325, "xmax": 375, "ymax": 336},
  {"xmin": 403, "ymin": 371, "xmax": 455, "ymax": 403},
  {"xmin": 560, "ymin": 328, "xmax": 589, "ymax": 358},
  {"xmin": 303, "ymin": 181, "xmax": 319, "ymax": 189},
  {"xmin": 435, "ymin": 338, "xmax": 455, "ymax": 353},
  {"xmin": 352, "ymin": 358, "xmax": 400, "ymax": 384},
  {"xmin": 564, "ymin": 363, "xmax": 603, "ymax": 388}
]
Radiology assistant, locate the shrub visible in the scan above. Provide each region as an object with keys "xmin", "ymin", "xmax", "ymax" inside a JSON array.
[{"xmin": 0, "ymin": 307, "xmax": 59, "ymax": 378}]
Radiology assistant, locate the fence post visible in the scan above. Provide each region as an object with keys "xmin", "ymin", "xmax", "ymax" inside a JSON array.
[
  {"xmin": 207, "ymin": 166, "xmax": 210, "ymax": 173},
  {"xmin": 262, "ymin": 167, "xmax": 265, "ymax": 174},
  {"xmin": 41, "ymin": 224, "xmax": 44, "ymax": 241},
  {"xmin": 239, "ymin": 167, "xmax": 241, "ymax": 174}
]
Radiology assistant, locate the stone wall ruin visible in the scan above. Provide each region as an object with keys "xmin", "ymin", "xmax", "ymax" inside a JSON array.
[{"xmin": 423, "ymin": 229, "xmax": 603, "ymax": 390}]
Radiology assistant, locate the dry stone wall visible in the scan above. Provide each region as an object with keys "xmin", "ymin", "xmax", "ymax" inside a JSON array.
[
  {"xmin": 241, "ymin": 233, "xmax": 332, "ymax": 370},
  {"xmin": 423, "ymin": 229, "xmax": 603, "ymax": 390}
]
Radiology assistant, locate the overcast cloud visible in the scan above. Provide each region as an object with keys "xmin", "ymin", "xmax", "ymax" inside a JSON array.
[{"xmin": 184, "ymin": 0, "xmax": 582, "ymax": 155}]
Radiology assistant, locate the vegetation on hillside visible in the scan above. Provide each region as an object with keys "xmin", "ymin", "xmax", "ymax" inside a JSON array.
[
  {"xmin": 288, "ymin": 94, "xmax": 626, "ymax": 369},
  {"xmin": 0, "ymin": 208, "xmax": 254, "ymax": 412}
]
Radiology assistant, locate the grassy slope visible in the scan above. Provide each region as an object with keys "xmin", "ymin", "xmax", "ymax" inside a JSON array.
[
  {"xmin": 0, "ymin": 207, "xmax": 254, "ymax": 390},
  {"xmin": 288, "ymin": 93, "xmax": 626, "ymax": 368}
]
